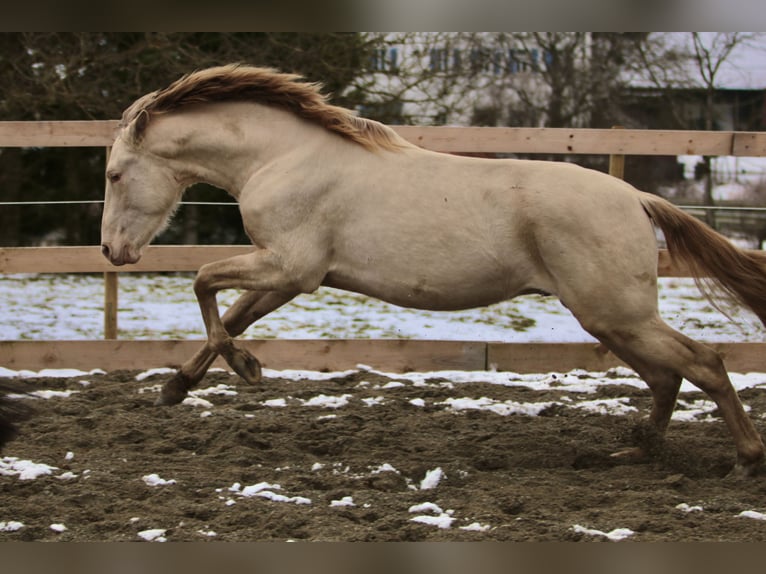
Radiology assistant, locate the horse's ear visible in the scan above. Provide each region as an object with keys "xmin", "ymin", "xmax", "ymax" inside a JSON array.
[{"xmin": 127, "ymin": 110, "xmax": 150, "ymax": 145}]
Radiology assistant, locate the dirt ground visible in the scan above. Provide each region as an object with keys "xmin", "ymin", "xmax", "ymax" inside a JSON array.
[{"xmin": 2, "ymin": 368, "xmax": 766, "ymax": 542}]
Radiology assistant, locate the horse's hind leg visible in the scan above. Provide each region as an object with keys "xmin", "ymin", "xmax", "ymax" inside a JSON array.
[
  {"xmin": 157, "ymin": 289, "xmax": 296, "ymax": 406},
  {"xmin": 586, "ymin": 315, "xmax": 764, "ymax": 476},
  {"xmin": 605, "ymin": 348, "xmax": 682, "ymax": 461}
]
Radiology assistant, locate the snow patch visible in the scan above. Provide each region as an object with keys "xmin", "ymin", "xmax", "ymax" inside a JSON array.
[
  {"xmin": 370, "ymin": 463, "xmax": 400, "ymax": 474},
  {"xmin": 410, "ymin": 514, "xmax": 455, "ymax": 529},
  {"xmin": 0, "ymin": 457, "xmax": 57, "ymax": 480},
  {"xmin": 409, "ymin": 502, "xmax": 444, "ymax": 514},
  {"xmin": 738, "ymin": 510, "xmax": 766, "ymax": 521},
  {"xmin": 419, "ymin": 467, "xmax": 444, "ymax": 490},
  {"xmin": 574, "ymin": 398, "xmax": 638, "ymax": 416},
  {"xmin": 408, "ymin": 503, "xmax": 455, "ymax": 529},
  {"xmin": 191, "ymin": 384, "xmax": 237, "ymax": 397},
  {"xmin": 142, "ymin": 473, "xmax": 177, "ymax": 487},
  {"xmin": 135, "ymin": 368, "xmax": 176, "ymax": 381},
  {"xmin": 362, "ymin": 396, "xmax": 385, "ymax": 407},
  {"xmin": 262, "ymin": 398, "xmax": 288, "ymax": 408},
  {"xmin": 300, "ymin": 394, "xmax": 352, "ymax": 408},
  {"xmin": 440, "ymin": 396, "xmax": 555, "ymax": 417},
  {"xmin": 138, "ymin": 528, "xmax": 167, "ymax": 542},
  {"xmin": 572, "ymin": 524, "xmax": 635, "ymax": 541},
  {"xmin": 460, "ymin": 522, "xmax": 491, "ymax": 532},
  {"xmin": 330, "ymin": 496, "xmax": 356, "ymax": 507},
  {"xmin": 673, "ymin": 399, "xmax": 720, "ymax": 422},
  {"xmin": 28, "ymin": 389, "xmax": 80, "ymax": 400},
  {"xmin": 229, "ymin": 482, "xmax": 311, "ymax": 505},
  {"xmin": 182, "ymin": 397, "xmax": 214, "ymax": 409}
]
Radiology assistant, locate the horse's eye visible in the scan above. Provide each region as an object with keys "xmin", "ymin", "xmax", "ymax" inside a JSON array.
[{"xmin": 107, "ymin": 172, "xmax": 121, "ymax": 184}]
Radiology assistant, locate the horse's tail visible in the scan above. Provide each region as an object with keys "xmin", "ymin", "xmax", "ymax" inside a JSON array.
[
  {"xmin": 0, "ymin": 383, "xmax": 33, "ymax": 452},
  {"xmin": 639, "ymin": 192, "xmax": 766, "ymax": 326}
]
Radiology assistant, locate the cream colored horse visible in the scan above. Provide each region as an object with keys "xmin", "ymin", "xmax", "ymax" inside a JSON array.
[{"xmin": 101, "ymin": 65, "xmax": 766, "ymax": 476}]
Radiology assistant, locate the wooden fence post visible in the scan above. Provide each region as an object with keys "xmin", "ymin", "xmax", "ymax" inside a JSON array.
[
  {"xmin": 103, "ymin": 146, "xmax": 118, "ymax": 340},
  {"xmin": 104, "ymin": 271, "xmax": 118, "ymax": 339},
  {"xmin": 608, "ymin": 125, "xmax": 625, "ymax": 180}
]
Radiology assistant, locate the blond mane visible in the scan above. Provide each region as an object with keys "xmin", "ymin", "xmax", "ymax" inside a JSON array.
[{"xmin": 120, "ymin": 64, "xmax": 411, "ymax": 152}]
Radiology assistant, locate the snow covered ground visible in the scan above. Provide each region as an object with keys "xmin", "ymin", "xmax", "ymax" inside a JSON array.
[{"xmin": 0, "ymin": 273, "xmax": 764, "ymax": 343}]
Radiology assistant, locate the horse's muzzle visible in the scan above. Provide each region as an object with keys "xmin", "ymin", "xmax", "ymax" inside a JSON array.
[
  {"xmin": 101, "ymin": 243, "xmax": 138, "ymax": 266},
  {"xmin": 100, "ymin": 243, "xmax": 122, "ymax": 265}
]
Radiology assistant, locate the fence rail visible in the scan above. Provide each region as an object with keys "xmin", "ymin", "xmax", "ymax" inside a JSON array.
[
  {"xmin": 1, "ymin": 121, "xmax": 765, "ymax": 373},
  {"xmin": 3, "ymin": 120, "xmax": 766, "ymax": 155},
  {"xmin": 0, "ymin": 245, "xmax": 739, "ymax": 277}
]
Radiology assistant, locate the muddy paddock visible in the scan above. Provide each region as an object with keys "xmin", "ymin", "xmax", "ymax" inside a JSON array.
[{"xmin": 2, "ymin": 368, "xmax": 766, "ymax": 541}]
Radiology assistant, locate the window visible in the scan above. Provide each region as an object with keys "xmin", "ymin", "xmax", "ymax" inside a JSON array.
[
  {"xmin": 370, "ymin": 47, "xmax": 399, "ymax": 72},
  {"xmin": 429, "ymin": 48, "xmax": 448, "ymax": 72}
]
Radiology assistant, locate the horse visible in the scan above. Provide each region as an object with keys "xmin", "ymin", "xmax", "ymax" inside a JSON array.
[{"xmin": 100, "ymin": 64, "xmax": 766, "ymax": 477}]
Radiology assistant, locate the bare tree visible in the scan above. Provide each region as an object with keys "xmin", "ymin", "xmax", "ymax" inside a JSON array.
[
  {"xmin": 350, "ymin": 32, "xmax": 496, "ymax": 125},
  {"xmin": 692, "ymin": 33, "xmax": 756, "ymax": 226},
  {"xmin": 353, "ymin": 33, "xmax": 649, "ymax": 131},
  {"xmin": 633, "ymin": 32, "xmax": 764, "ymax": 226}
]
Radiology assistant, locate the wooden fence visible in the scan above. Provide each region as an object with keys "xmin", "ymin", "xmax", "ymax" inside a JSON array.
[{"xmin": 1, "ymin": 121, "xmax": 766, "ymax": 374}]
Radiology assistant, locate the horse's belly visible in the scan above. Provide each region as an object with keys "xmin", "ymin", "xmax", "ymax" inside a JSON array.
[{"xmin": 323, "ymin": 268, "xmax": 519, "ymax": 312}]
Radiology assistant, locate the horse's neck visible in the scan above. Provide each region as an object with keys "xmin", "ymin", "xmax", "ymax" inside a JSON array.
[{"xmin": 146, "ymin": 104, "xmax": 326, "ymax": 198}]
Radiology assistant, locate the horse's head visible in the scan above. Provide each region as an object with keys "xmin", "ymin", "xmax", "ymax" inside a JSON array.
[{"xmin": 100, "ymin": 112, "xmax": 184, "ymax": 266}]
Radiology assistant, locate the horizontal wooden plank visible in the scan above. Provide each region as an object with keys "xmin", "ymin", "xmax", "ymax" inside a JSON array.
[
  {"xmin": 1, "ymin": 121, "xmax": 764, "ymax": 157},
  {"xmin": 488, "ymin": 342, "xmax": 766, "ymax": 373},
  {"xmin": 0, "ymin": 339, "xmax": 486, "ymax": 373},
  {"xmin": 0, "ymin": 245, "xmax": 737, "ymax": 278},
  {"xmin": 0, "ymin": 120, "xmax": 119, "ymax": 147},
  {"xmin": 0, "ymin": 245, "xmax": 255, "ymax": 273},
  {"xmin": 710, "ymin": 342, "xmax": 766, "ymax": 373},
  {"xmin": 488, "ymin": 342, "xmax": 627, "ymax": 372},
  {"xmin": 393, "ymin": 126, "xmax": 754, "ymax": 156},
  {"xmin": 731, "ymin": 132, "xmax": 766, "ymax": 157},
  {"xmin": 1, "ymin": 339, "xmax": 764, "ymax": 374},
  {"xmin": 488, "ymin": 342, "xmax": 766, "ymax": 374}
]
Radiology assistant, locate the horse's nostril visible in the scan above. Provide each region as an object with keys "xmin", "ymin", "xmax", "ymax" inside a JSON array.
[{"xmin": 101, "ymin": 244, "xmax": 111, "ymax": 259}]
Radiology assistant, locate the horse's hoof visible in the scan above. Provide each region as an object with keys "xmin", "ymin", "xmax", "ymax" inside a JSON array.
[
  {"xmin": 154, "ymin": 389, "xmax": 187, "ymax": 406},
  {"xmin": 225, "ymin": 346, "xmax": 262, "ymax": 385},
  {"xmin": 154, "ymin": 374, "xmax": 190, "ymax": 406},
  {"xmin": 725, "ymin": 462, "xmax": 761, "ymax": 480}
]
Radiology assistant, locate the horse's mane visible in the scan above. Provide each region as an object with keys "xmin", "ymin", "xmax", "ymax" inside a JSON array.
[{"xmin": 121, "ymin": 64, "xmax": 411, "ymax": 152}]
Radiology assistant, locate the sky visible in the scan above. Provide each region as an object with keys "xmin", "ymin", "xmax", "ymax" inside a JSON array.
[{"xmin": 646, "ymin": 32, "xmax": 766, "ymax": 90}]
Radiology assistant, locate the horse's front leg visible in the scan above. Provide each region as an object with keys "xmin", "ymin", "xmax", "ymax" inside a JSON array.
[
  {"xmin": 157, "ymin": 289, "xmax": 297, "ymax": 406},
  {"xmin": 192, "ymin": 249, "xmax": 301, "ymax": 386}
]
